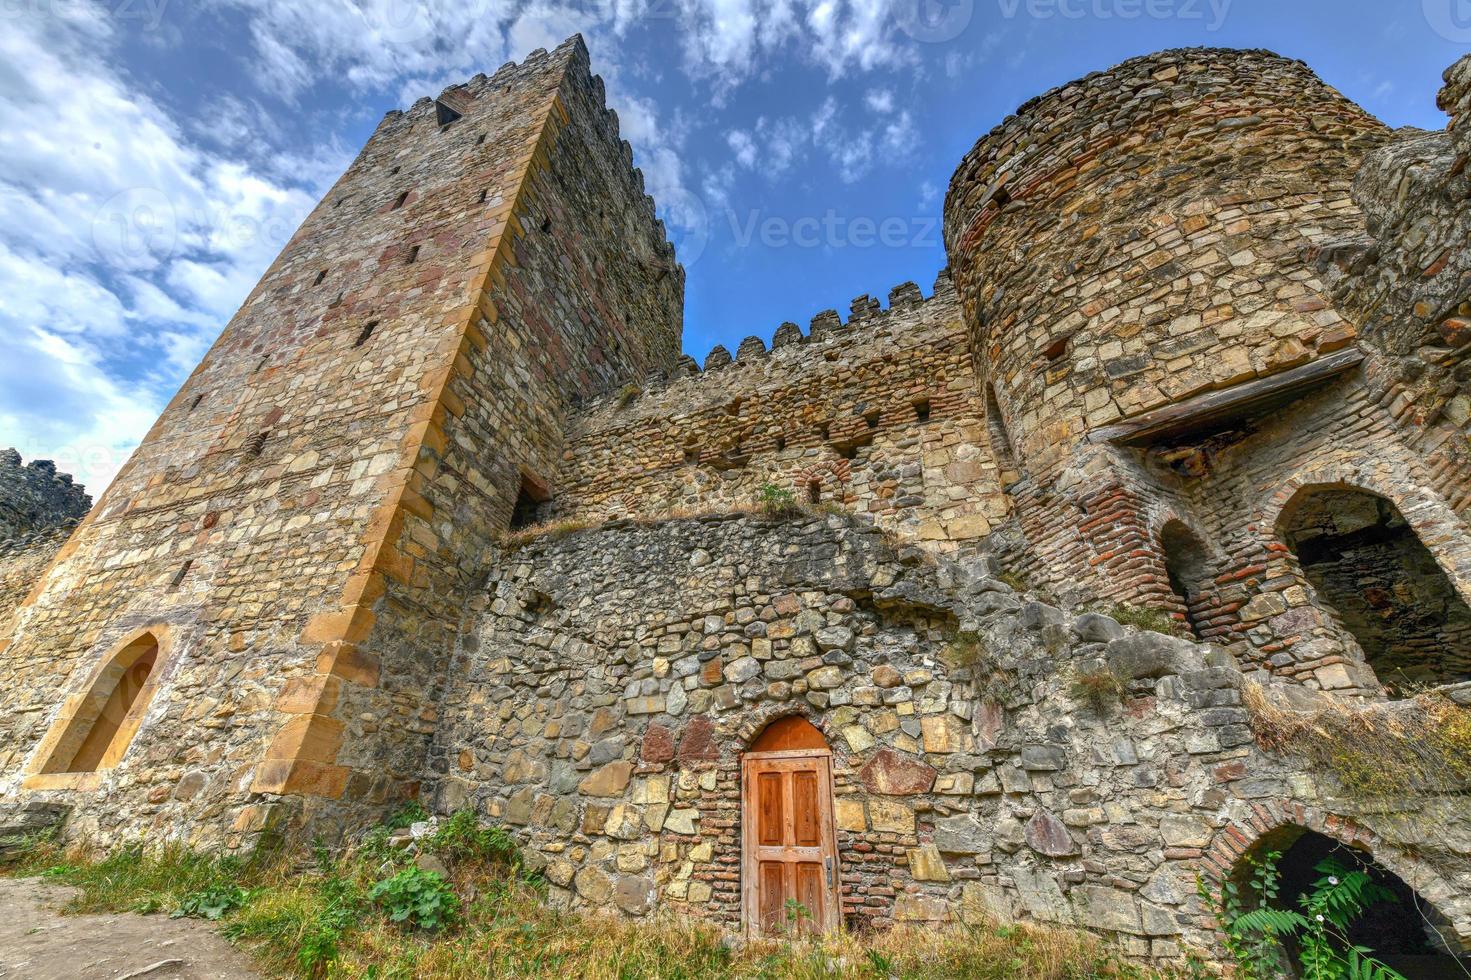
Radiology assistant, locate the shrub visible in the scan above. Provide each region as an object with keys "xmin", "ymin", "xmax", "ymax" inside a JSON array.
[
  {"xmin": 1070, "ymin": 668, "xmax": 1124, "ymax": 715},
  {"xmin": 173, "ymin": 883, "xmax": 250, "ymax": 920},
  {"xmin": 425, "ymin": 809, "xmax": 519, "ymax": 869},
  {"xmin": 369, "ymin": 866, "xmax": 460, "ymax": 931},
  {"xmin": 942, "ymin": 630, "xmax": 986, "ymax": 669},
  {"xmin": 756, "ymin": 483, "xmax": 800, "ymax": 516},
  {"xmin": 383, "ymin": 800, "xmax": 429, "ymax": 832},
  {"xmin": 1199, "ymin": 850, "xmax": 1408, "ymax": 980}
]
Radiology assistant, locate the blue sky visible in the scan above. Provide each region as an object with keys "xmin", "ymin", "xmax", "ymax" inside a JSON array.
[{"xmin": 0, "ymin": 0, "xmax": 1465, "ymax": 493}]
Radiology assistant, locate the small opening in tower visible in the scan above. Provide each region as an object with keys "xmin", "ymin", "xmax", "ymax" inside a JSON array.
[
  {"xmin": 993, "ymin": 186, "xmax": 1011, "ymax": 208},
  {"xmin": 863, "ymin": 410, "xmax": 880, "ymax": 430},
  {"xmin": 169, "ymin": 559, "xmax": 193, "ymax": 591},
  {"xmin": 478, "ymin": 189, "xmax": 488, "ymax": 204},
  {"xmin": 1043, "ymin": 335, "xmax": 1068, "ymax": 361},
  {"xmin": 189, "ymin": 393, "xmax": 204, "ymax": 413},
  {"xmin": 727, "ymin": 398, "xmax": 742, "ymax": 416},
  {"xmin": 912, "ymin": 397, "xmax": 931, "ymax": 423},
  {"xmin": 246, "ymin": 431, "xmax": 269, "ymax": 458},
  {"xmin": 391, "ymin": 190, "xmax": 409, "ymax": 211},
  {"xmin": 774, "ymin": 434, "xmax": 786, "ymax": 451},
  {"xmin": 253, "ymin": 355, "xmax": 269, "ymax": 373},
  {"xmin": 435, "ymin": 100, "xmax": 463, "ymax": 127},
  {"xmin": 405, "ymin": 245, "xmax": 420, "ymax": 265},
  {"xmin": 818, "ymin": 422, "xmax": 831, "ymax": 441},
  {"xmin": 540, "ymin": 217, "xmax": 552, "ymax": 233},
  {"xmin": 838, "ymin": 444, "xmax": 859, "ymax": 461},
  {"xmin": 354, "ymin": 321, "xmax": 379, "ymax": 348},
  {"xmin": 313, "ymin": 269, "xmax": 328, "ymax": 286},
  {"xmin": 477, "ymin": 133, "xmax": 487, "ymax": 145},
  {"xmin": 509, "ymin": 473, "xmax": 550, "ymax": 531},
  {"xmin": 683, "ymin": 447, "xmax": 699, "ymax": 465},
  {"xmin": 808, "ymin": 480, "xmax": 821, "ymax": 504},
  {"xmin": 334, "ymin": 197, "xmax": 349, "ymax": 209},
  {"xmin": 389, "ymin": 166, "xmax": 401, "ymax": 176}
]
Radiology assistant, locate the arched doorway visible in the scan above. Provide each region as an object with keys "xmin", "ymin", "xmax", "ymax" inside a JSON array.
[
  {"xmin": 741, "ymin": 715, "xmax": 840, "ymax": 937},
  {"xmin": 1230, "ymin": 827, "xmax": 1468, "ymax": 976},
  {"xmin": 1278, "ymin": 485, "xmax": 1471, "ymax": 692},
  {"xmin": 1159, "ymin": 519, "xmax": 1212, "ymax": 639}
]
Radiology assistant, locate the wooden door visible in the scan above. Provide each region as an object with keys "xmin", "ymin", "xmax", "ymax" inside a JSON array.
[{"xmin": 742, "ymin": 750, "xmax": 840, "ymax": 937}]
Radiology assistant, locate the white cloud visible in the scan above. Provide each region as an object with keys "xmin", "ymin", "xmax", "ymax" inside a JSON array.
[
  {"xmin": 865, "ymin": 88, "xmax": 894, "ymax": 113},
  {"xmin": 727, "ymin": 129, "xmax": 758, "ymax": 168},
  {"xmin": 0, "ymin": 13, "xmax": 334, "ymax": 494}
]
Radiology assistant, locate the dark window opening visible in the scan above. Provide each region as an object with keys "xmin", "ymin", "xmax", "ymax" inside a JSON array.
[
  {"xmin": 992, "ymin": 186, "xmax": 1011, "ymax": 208},
  {"xmin": 540, "ymin": 217, "xmax": 552, "ymax": 233},
  {"xmin": 807, "ymin": 480, "xmax": 821, "ymax": 504},
  {"xmin": 405, "ymin": 245, "xmax": 420, "ymax": 265},
  {"xmin": 477, "ymin": 133, "xmax": 487, "ymax": 145},
  {"xmin": 169, "ymin": 559, "xmax": 193, "ymax": 590},
  {"xmin": 509, "ymin": 474, "xmax": 550, "ymax": 532},
  {"xmin": 984, "ymin": 383, "xmax": 1019, "ymax": 481},
  {"xmin": 912, "ymin": 398, "xmax": 931, "ymax": 423},
  {"xmin": 1043, "ymin": 335, "xmax": 1068, "ymax": 361},
  {"xmin": 1160, "ymin": 519, "xmax": 1211, "ymax": 640},
  {"xmin": 683, "ymin": 447, "xmax": 699, "ymax": 466},
  {"xmin": 189, "ymin": 393, "xmax": 204, "ymax": 412},
  {"xmin": 314, "ymin": 269, "xmax": 328, "ymax": 286},
  {"xmin": 1231, "ymin": 828, "xmax": 1468, "ymax": 974},
  {"xmin": 391, "ymin": 191, "xmax": 409, "ymax": 211},
  {"xmin": 254, "ymin": 355, "xmax": 269, "ymax": 373},
  {"xmin": 774, "ymin": 434, "xmax": 786, "ymax": 452},
  {"xmin": 818, "ymin": 422, "xmax": 831, "ymax": 441},
  {"xmin": 435, "ymin": 100, "xmax": 463, "ymax": 127},
  {"xmin": 354, "ymin": 321, "xmax": 379, "ymax": 348},
  {"xmin": 478, "ymin": 189, "xmax": 488, "ymax": 204},
  {"xmin": 727, "ymin": 399, "xmax": 742, "ymax": 416},
  {"xmin": 863, "ymin": 410, "xmax": 880, "ymax": 429},
  {"xmin": 1279, "ymin": 486, "xmax": 1471, "ymax": 693},
  {"xmin": 246, "ymin": 431, "xmax": 269, "ymax": 458},
  {"xmin": 389, "ymin": 166, "xmax": 401, "ymax": 175},
  {"xmin": 334, "ymin": 197, "xmax": 348, "ymax": 209}
]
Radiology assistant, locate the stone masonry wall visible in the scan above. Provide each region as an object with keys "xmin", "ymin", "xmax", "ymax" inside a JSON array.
[
  {"xmin": 428, "ymin": 512, "xmax": 1471, "ymax": 962},
  {"xmin": 548, "ymin": 274, "xmax": 1010, "ymax": 551},
  {"xmin": 0, "ymin": 36, "xmax": 681, "ymax": 846}
]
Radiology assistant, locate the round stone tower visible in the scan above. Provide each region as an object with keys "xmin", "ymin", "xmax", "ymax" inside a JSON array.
[{"xmin": 944, "ymin": 48, "xmax": 1388, "ymax": 478}]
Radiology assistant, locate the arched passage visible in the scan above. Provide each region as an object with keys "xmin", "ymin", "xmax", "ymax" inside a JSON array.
[
  {"xmin": 38, "ymin": 630, "xmax": 162, "ymax": 774},
  {"xmin": 1159, "ymin": 519, "xmax": 1212, "ymax": 639},
  {"xmin": 1277, "ymin": 485, "xmax": 1471, "ymax": 692},
  {"xmin": 741, "ymin": 715, "xmax": 839, "ymax": 937},
  {"xmin": 1230, "ymin": 826, "xmax": 1469, "ymax": 974}
]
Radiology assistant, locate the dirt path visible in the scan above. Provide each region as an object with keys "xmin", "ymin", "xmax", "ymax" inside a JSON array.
[{"xmin": 0, "ymin": 877, "xmax": 261, "ymax": 980}]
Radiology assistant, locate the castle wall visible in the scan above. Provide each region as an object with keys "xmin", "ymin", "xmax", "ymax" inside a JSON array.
[
  {"xmin": 0, "ymin": 37, "xmax": 681, "ymax": 845},
  {"xmin": 428, "ymin": 513, "xmax": 1471, "ymax": 961},
  {"xmin": 0, "ymin": 450, "xmax": 90, "ymax": 540},
  {"xmin": 547, "ymin": 276, "xmax": 1009, "ymax": 551}
]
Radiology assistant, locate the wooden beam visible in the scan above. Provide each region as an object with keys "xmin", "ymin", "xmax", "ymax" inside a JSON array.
[{"xmin": 1088, "ymin": 348, "xmax": 1364, "ymax": 447}]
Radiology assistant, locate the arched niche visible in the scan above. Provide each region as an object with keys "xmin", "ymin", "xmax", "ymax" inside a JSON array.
[
  {"xmin": 1276, "ymin": 484, "xmax": 1471, "ymax": 692},
  {"xmin": 1158, "ymin": 518, "xmax": 1212, "ymax": 639},
  {"xmin": 36, "ymin": 630, "xmax": 165, "ymax": 775}
]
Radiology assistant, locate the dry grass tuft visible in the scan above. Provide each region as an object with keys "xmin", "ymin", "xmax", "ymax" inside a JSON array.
[
  {"xmin": 1070, "ymin": 668, "xmax": 1125, "ymax": 715},
  {"xmin": 1243, "ymin": 684, "xmax": 1471, "ymax": 799}
]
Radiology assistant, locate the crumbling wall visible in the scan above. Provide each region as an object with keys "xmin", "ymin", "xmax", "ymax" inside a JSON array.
[
  {"xmin": 551, "ymin": 275, "xmax": 1008, "ymax": 550},
  {"xmin": 428, "ymin": 513, "xmax": 1471, "ymax": 963},
  {"xmin": 0, "ymin": 450, "xmax": 89, "ymax": 540}
]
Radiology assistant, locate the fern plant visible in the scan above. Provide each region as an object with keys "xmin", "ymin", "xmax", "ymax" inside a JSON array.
[{"xmin": 1202, "ymin": 853, "xmax": 1409, "ymax": 980}]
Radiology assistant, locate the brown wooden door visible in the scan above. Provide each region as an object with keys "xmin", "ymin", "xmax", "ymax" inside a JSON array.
[{"xmin": 742, "ymin": 750, "xmax": 839, "ymax": 937}]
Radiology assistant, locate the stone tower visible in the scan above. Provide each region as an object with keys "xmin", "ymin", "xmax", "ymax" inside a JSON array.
[{"xmin": 0, "ymin": 36, "xmax": 682, "ymax": 841}]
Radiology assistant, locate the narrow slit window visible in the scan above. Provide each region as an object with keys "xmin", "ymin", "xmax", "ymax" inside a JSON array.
[
  {"xmin": 169, "ymin": 559, "xmax": 192, "ymax": 590},
  {"xmin": 254, "ymin": 355, "xmax": 269, "ymax": 373},
  {"xmin": 246, "ymin": 431, "xmax": 269, "ymax": 458},
  {"xmin": 478, "ymin": 189, "xmax": 488, "ymax": 204},
  {"xmin": 912, "ymin": 398, "xmax": 931, "ymax": 423},
  {"xmin": 354, "ymin": 321, "xmax": 379, "ymax": 348},
  {"xmin": 808, "ymin": 480, "xmax": 821, "ymax": 504},
  {"xmin": 391, "ymin": 190, "xmax": 409, "ymax": 211},
  {"xmin": 405, "ymin": 245, "xmax": 420, "ymax": 265},
  {"xmin": 540, "ymin": 217, "xmax": 552, "ymax": 233},
  {"xmin": 189, "ymin": 393, "xmax": 205, "ymax": 413},
  {"xmin": 314, "ymin": 269, "xmax": 328, "ymax": 286},
  {"xmin": 774, "ymin": 434, "xmax": 786, "ymax": 452}
]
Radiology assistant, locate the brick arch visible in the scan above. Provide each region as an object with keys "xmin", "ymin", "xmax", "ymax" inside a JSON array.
[
  {"xmin": 1259, "ymin": 464, "xmax": 1471, "ymax": 603},
  {"xmin": 1192, "ymin": 800, "xmax": 1469, "ymax": 946},
  {"xmin": 793, "ymin": 460, "xmax": 849, "ymax": 501}
]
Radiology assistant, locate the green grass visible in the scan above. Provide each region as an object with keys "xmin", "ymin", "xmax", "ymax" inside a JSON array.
[{"xmin": 3, "ymin": 810, "xmax": 1179, "ymax": 979}]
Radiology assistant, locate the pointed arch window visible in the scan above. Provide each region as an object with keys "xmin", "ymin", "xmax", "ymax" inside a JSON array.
[{"xmin": 36, "ymin": 631, "xmax": 164, "ymax": 775}]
